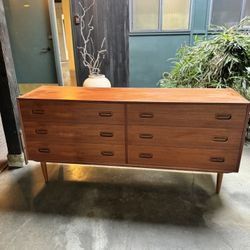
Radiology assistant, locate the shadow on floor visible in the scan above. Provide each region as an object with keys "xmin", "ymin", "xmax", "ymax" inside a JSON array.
[{"xmin": 1, "ymin": 164, "xmax": 222, "ymax": 227}]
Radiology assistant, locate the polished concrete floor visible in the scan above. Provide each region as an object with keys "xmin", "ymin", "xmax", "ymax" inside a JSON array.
[{"xmin": 0, "ymin": 147, "xmax": 249, "ymax": 250}]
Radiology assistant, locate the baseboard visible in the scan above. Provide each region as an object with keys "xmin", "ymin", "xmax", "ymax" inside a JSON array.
[{"xmin": 7, "ymin": 153, "xmax": 26, "ymax": 167}]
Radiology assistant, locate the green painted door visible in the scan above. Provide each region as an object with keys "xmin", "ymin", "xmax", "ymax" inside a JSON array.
[{"xmin": 3, "ymin": 0, "xmax": 58, "ymax": 83}]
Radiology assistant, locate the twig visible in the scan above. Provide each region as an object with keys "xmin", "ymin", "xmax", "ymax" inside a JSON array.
[{"xmin": 78, "ymin": 0, "xmax": 107, "ymax": 75}]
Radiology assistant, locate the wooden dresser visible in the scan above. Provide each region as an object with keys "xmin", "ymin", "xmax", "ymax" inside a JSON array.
[{"xmin": 18, "ymin": 86, "xmax": 250, "ymax": 193}]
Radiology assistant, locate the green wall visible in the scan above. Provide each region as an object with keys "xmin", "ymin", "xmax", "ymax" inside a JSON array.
[
  {"xmin": 129, "ymin": 0, "xmax": 211, "ymax": 87},
  {"xmin": 3, "ymin": 0, "xmax": 211, "ymax": 85},
  {"xmin": 129, "ymin": 34, "xmax": 190, "ymax": 87}
]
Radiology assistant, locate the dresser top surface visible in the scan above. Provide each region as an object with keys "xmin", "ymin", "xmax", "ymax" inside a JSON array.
[{"xmin": 18, "ymin": 86, "xmax": 250, "ymax": 104}]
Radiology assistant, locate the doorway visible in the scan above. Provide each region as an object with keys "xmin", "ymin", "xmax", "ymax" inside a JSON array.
[
  {"xmin": 3, "ymin": 0, "xmax": 59, "ymax": 94},
  {"xmin": 50, "ymin": 0, "xmax": 76, "ymax": 86}
]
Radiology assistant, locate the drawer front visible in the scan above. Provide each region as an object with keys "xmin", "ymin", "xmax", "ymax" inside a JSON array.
[
  {"xmin": 27, "ymin": 143, "xmax": 125, "ymax": 165},
  {"xmin": 128, "ymin": 145, "xmax": 239, "ymax": 172},
  {"xmin": 128, "ymin": 126, "xmax": 242, "ymax": 149},
  {"xmin": 23, "ymin": 122, "xmax": 125, "ymax": 145},
  {"xmin": 19, "ymin": 100, "xmax": 125, "ymax": 124},
  {"xmin": 127, "ymin": 104, "xmax": 247, "ymax": 128}
]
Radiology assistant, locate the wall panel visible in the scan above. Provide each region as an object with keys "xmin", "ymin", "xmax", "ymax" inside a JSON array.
[{"xmin": 71, "ymin": 0, "xmax": 129, "ymax": 86}]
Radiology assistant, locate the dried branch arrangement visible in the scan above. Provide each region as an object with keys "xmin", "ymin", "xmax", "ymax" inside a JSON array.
[{"xmin": 78, "ymin": 0, "xmax": 107, "ymax": 75}]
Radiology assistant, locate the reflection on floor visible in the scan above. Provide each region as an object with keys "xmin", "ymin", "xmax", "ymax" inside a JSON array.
[{"xmin": 0, "ymin": 147, "xmax": 250, "ymax": 249}]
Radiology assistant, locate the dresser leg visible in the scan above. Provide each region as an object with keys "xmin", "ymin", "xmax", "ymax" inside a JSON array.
[
  {"xmin": 41, "ymin": 162, "xmax": 48, "ymax": 183},
  {"xmin": 216, "ymin": 173, "xmax": 223, "ymax": 194}
]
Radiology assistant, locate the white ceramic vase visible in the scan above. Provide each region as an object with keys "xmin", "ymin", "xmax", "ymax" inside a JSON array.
[{"xmin": 83, "ymin": 74, "xmax": 111, "ymax": 88}]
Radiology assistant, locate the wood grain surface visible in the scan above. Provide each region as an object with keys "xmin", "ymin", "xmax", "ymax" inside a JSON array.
[
  {"xmin": 128, "ymin": 125, "xmax": 242, "ymax": 149},
  {"xmin": 71, "ymin": 0, "xmax": 129, "ymax": 86},
  {"xmin": 27, "ymin": 142, "xmax": 125, "ymax": 165},
  {"xmin": 18, "ymin": 86, "xmax": 249, "ymax": 177},
  {"xmin": 24, "ymin": 122, "xmax": 125, "ymax": 145},
  {"xmin": 19, "ymin": 100, "xmax": 125, "ymax": 124},
  {"xmin": 18, "ymin": 86, "xmax": 250, "ymax": 104},
  {"xmin": 128, "ymin": 145, "xmax": 239, "ymax": 172},
  {"xmin": 127, "ymin": 103, "xmax": 247, "ymax": 128}
]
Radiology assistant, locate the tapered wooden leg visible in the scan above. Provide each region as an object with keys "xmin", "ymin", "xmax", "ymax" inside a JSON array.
[
  {"xmin": 216, "ymin": 173, "xmax": 223, "ymax": 194},
  {"xmin": 41, "ymin": 162, "xmax": 48, "ymax": 183}
]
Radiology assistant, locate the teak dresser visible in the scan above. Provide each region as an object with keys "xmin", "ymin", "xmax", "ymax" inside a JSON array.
[{"xmin": 18, "ymin": 86, "xmax": 250, "ymax": 193}]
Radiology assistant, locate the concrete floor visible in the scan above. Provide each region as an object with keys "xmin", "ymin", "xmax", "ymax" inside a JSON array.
[{"xmin": 0, "ymin": 147, "xmax": 249, "ymax": 250}]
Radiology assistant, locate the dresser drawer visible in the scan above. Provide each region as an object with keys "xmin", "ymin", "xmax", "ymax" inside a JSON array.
[
  {"xmin": 19, "ymin": 100, "xmax": 125, "ymax": 124},
  {"xmin": 128, "ymin": 126, "xmax": 242, "ymax": 149},
  {"xmin": 128, "ymin": 146, "xmax": 239, "ymax": 172},
  {"xmin": 26, "ymin": 143, "xmax": 125, "ymax": 165},
  {"xmin": 23, "ymin": 122, "xmax": 125, "ymax": 145},
  {"xmin": 127, "ymin": 104, "xmax": 247, "ymax": 128}
]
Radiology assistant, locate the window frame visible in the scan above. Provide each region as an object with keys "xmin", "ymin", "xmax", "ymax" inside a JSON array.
[
  {"xmin": 129, "ymin": 0, "xmax": 193, "ymax": 33},
  {"xmin": 209, "ymin": 0, "xmax": 248, "ymax": 29}
]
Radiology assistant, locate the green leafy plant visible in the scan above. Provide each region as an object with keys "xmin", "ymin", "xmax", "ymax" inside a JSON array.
[{"xmin": 158, "ymin": 17, "xmax": 250, "ymax": 100}]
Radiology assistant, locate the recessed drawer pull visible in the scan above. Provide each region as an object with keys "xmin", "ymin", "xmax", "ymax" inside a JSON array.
[
  {"xmin": 100, "ymin": 132, "xmax": 114, "ymax": 137},
  {"xmin": 101, "ymin": 151, "xmax": 114, "ymax": 156},
  {"xmin": 215, "ymin": 113, "xmax": 232, "ymax": 120},
  {"xmin": 139, "ymin": 133, "xmax": 153, "ymax": 139},
  {"xmin": 99, "ymin": 111, "xmax": 113, "ymax": 117},
  {"xmin": 32, "ymin": 109, "xmax": 45, "ymax": 115},
  {"xmin": 139, "ymin": 153, "xmax": 153, "ymax": 159},
  {"xmin": 213, "ymin": 136, "xmax": 228, "ymax": 142},
  {"xmin": 35, "ymin": 129, "xmax": 48, "ymax": 135},
  {"xmin": 210, "ymin": 157, "xmax": 225, "ymax": 163},
  {"xmin": 38, "ymin": 148, "xmax": 50, "ymax": 153},
  {"xmin": 139, "ymin": 113, "xmax": 154, "ymax": 118}
]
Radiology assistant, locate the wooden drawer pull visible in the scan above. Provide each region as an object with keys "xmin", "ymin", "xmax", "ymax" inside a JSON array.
[
  {"xmin": 210, "ymin": 157, "xmax": 225, "ymax": 163},
  {"xmin": 139, "ymin": 133, "xmax": 153, "ymax": 139},
  {"xmin": 215, "ymin": 113, "xmax": 232, "ymax": 120},
  {"xmin": 99, "ymin": 111, "xmax": 113, "ymax": 117},
  {"xmin": 35, "ymin": 129, "xmax": 48, "ymax": 135},
  {"xmin": 38, "ymin": 148, "xmax": 50, "ymax": 153},
  {"xmin": 101, "ymin": 151, "xmax": 114, "ymax": 156},
  {"xmin": 139, "ymin": 113, "xmax": 154, "ymax": 118},
  {"xmin": 100, "ymin": 132, "xmax": 114, "ymax": 137},
  {"xmin": 139, "ymin": 153, "xmax": 153, "ymax": 159},
  {"xmin": 213, "ymin": 136, "xmax": 228, "ymax": 142},
  {"xmin": 32, "ymin": 109, "xmax": 45, "ymax": 115}
]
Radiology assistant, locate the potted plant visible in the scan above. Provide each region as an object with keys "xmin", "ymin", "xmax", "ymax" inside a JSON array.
[
  {"xmin": 159, "ymin": 17, "xmax": 250, "ymax": 99},
  {"xmin": 78, "ymin": 0, "xmax": 111, "ymax": 87},
  {"xmin": 159, "ymin": 17, "xmax": 250, "ymax": 139}
]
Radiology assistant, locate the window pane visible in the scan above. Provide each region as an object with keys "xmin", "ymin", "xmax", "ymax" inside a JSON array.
[
  {"xmin": 211, "ymin": 0, "xmax": 243, "ymax": 27},
  {"xmin": 244, "ymin": 0, "xmax": 250, "ymax": 17},
  {"xmin": 132, "ymin": 0, "xmax": 159, "ymax": 31},
  {"xmin": 162, "ymin": 0, "xmax": 190, "ymax": 30}
]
